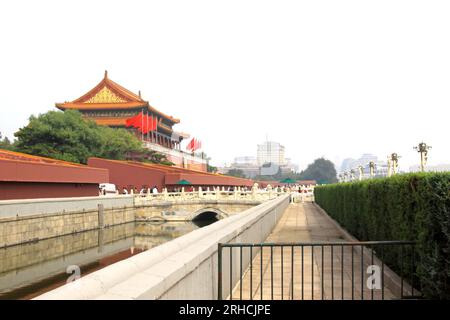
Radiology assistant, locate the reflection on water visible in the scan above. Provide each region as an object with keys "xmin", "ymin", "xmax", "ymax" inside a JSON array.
[{"xmin": 0, "ymin": 218, "xmax": 217, "ymax": 300}]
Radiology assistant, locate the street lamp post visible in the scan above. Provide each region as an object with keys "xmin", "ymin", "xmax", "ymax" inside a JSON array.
[
  {"xmin": 387, "ymin": 156, "xmax": 392, "ymax": 177},
  {"xmin": 369, "ymin": 161, "xmax": 376, "ymax": 178},
  {"xmin": 387, "ymin": 153, "xmax": 400, "ymax": 177},
  {"xmin": 357, "ymin": 165, "xmax": 364, "ymax": 181},
  {"xmin": 391, "ymin": 153, "xmax": 400, "ymax": 175},
  {"xmin": 414, "ymin": 142, "xmax": 431, "ymax": 172}
]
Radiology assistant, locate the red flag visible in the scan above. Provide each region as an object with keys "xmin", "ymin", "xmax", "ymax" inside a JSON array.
[
  {"xmin": 126, "ymin": 112, "xmax": 154, "ymax": 134},
  {"xmin": 194, "ymin": 139, "xmax": 201, "ymax": 151},
  {"xmin": 186, "ymin": 138, "xmax": 194, "ymax": 151},
  {"xmin": 125, "ymin": 112, "xmax": 143, "ymax": 128},
  {"xmin": 186, "ymin": 138, "xmax": 202, "ymax": 151},
  {"xmin": 150, "ymin": 116, "xmax": 158, "ymax": 131},
  {"xmin": 194, "ymin": 139, "xmax": 199, "ymax": 151},
  {"xmin": 140, "ymin": 114, "xmax": 149, "ymax": 134}
]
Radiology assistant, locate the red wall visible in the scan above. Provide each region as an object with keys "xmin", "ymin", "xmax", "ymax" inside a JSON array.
[
  {"xmin": 0, "ymin": 158, "xmax": 109, "ymax": 183},
  {"xmin": 88, "ymin": 158, "xmax": 255, "ymax": 192},
  {"xmin": 0, "ymin": 182, "xmax": 100, "ymax": 200},
  {"xmin": 88, "ymin": 158, "xmax": 166, "ymax": 192}
]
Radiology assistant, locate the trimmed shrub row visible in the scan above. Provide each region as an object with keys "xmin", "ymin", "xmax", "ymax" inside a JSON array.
[{"xmin": 314, "ymin": 173, "xmax": 450, "ymax": 299}]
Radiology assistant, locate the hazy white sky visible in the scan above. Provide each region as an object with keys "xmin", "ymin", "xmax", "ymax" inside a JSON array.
[{"xmin": 0, "ymin": 0, "xmax": 449, "ymax": 170}]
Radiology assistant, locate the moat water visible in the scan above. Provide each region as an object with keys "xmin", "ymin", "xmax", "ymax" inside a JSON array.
[{"xmin": 0, "ymin": 219, "xmax": 217, "ymax": 300}]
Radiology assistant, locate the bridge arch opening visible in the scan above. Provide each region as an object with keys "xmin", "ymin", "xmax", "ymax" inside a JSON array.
[{"xmin": 192, "ymin": 211, "xmax": 219, "ymax": 228}]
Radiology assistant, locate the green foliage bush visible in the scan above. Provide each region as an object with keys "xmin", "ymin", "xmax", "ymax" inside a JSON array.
[{"xmin": 314, "ymin": 173, "xmax": 450, "ymax": 299}]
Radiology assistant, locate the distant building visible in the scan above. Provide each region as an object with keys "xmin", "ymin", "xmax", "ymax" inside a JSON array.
[
  {"xmin": 284, "ymin": 158, "xmax": 299, "ymax": 173},
  {"xmin": 340, "ymin": 154, "xmax": 377, "ymax": 173},
  {"xmin": 339, "ymin": 154, "xmax": 389, "ymax": 179},
  {"xmin": 259, "ymin": 162, "xmax": 280, "ymax": 176},
  {"xmin": 218, "ymin": 156, "xmax": 259, "ymax": 178},
  {"xmin": 233, "ymin": 156, "xmax": 257, "ymax": 165},
  {"xmin": 340, "ymin": 158, "xmax": 357, "ymax": 172},
  {"xmin": 219, "ymin": 141, "xmax": 298, "ymax": 178},
  {"xmin": 257, "ymin": 141, "xmax": 285, "ymax": 166}
]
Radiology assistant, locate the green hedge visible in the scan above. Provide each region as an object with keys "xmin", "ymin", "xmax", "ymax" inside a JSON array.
[{"xmin": 314, "ymin": 172, "xmax": 450, "ymax": 299}]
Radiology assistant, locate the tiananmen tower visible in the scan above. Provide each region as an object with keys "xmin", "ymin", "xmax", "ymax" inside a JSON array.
[{"xmin": 56, "ymin": 71, "xmax": 207, "ymax": 171}]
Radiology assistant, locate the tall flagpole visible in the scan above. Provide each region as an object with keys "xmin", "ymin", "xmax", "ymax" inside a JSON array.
[
  {"xmin": 141, "ymin": 108, "xmax": 143, "ymax": 142},
  {"xmin": 152, "ymin": 114, "xmax": 155, "ymax": 143},
  {"xmin": 155, "ymin": 116, "xmax": 158, "ymax": 145}
]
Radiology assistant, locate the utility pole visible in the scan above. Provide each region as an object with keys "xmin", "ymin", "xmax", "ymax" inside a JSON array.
[{"xmin": 414, "ymin": 142, "xmax": 431, "ymax": 172}]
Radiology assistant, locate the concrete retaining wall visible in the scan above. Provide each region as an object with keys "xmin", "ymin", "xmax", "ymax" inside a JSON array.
[
  {"xmin": 0, "ymin": 196, "xmax": 134, "ymax": 219},
  {"xmin": 0, "ymin": 196, "xmax": 135, "ymax": 248},
  {"xmin": 35, "ymin": 194, "xmax": 290, "ymax": 300}
]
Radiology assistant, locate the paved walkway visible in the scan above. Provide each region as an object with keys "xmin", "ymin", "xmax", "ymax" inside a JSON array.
[{"xmin": 230, "ymin": 202, "xmax": 398, "ymax": 300}]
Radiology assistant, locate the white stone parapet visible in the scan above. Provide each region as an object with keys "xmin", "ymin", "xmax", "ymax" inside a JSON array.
[{"xmin": 133, "ymin": 189, "xmax": 284, "ymax": 206}]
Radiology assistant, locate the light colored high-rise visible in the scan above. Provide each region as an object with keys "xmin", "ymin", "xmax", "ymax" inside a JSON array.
[{"xmin": 257, "ymin": 141, "xmax": 285, "ymax": 166}]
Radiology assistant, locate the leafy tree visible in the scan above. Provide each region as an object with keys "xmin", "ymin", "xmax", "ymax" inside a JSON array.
[
  {"xmin": 13, "ymin": 110, "xmax": 167, "ymax": 164},
  {"xmin": 226, "ymin": 169, "xmax": 246, "ymax": 178},
  {"xmin": 0, "ymin": 132, "xmax": 14, "ymax": 150},
  {"xmin": 298, "ymin": 157, "xmax": 338, "ymax": 184},
  {"xmin": 207, "ymin": 164, "xmax": 218, "ymax": 173}
]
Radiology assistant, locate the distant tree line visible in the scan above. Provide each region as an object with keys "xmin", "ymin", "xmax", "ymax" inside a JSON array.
[{"xmin": 227, "ymin": 158, "xmax": 338, "ymax": 184}]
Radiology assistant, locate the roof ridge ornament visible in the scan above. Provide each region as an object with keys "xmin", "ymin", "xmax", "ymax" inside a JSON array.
[{"xmin": 104, "ymin": 70, "xmax": 108, "ymax": 79}]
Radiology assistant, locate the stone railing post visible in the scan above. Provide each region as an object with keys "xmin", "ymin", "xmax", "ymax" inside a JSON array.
[
  {"xmin": 181, "ymin": 187, "xmax": 185, "ymax": 200},
  {"xmin": 267, "ymin": 184, "xmax": 273, "ymax": 199},
  {"xmin": 162, "ymin": 188, "xmax": 168, "ymax": 200},
  {"xmin": 198, "ymin": 186, "xmax": 203, "ymax": 199},
  {"xmin": 252, "ymin": 183, "xmax": 258, "ymax": 200}
]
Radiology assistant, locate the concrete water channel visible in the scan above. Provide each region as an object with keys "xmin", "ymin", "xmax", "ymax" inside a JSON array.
[
  {"xmin": 0, "ymin": 218, "xmax": 217, "ymax": 299},
  {"xmin": 0, "ymin": 191, "xmax": 272, "ymax": 299}
]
